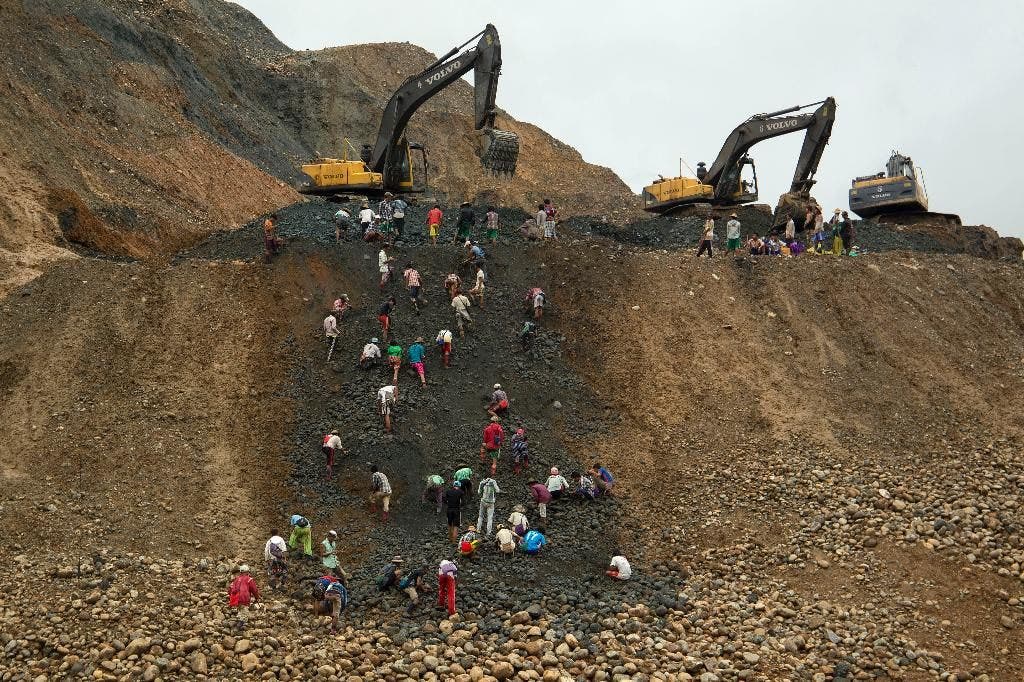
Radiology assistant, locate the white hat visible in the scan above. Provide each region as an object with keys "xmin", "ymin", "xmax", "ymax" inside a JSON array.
[
  {"xmin": 464, "ymin": 240, "xmax": 472, "ymax": 247},
  {"xmin": 328, "ymin": 530, "xmax": 337, "ymax": 537},
  {"xmin": 493, "ymin": 383, "xmax": 501, "ymax": 389},
  {"xmin": 239, "ymin": 564, "xmax": 250, "ymax": 573}
]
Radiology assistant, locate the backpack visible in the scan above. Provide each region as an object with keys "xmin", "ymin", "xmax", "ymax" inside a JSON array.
[
  {"xmin": 312, "ymin": 575, "xmax": 336, "ymax": 601},
  {"xmin": 398, "ymin": 570, "xmax": 421, "ymax": 590},
  {"xmin": 376, "ymin": 565, "xmax": 397, "ymax": 591},
  {"xmin": 325, "ymin": 581, "xmax": 349, "ymax": 607}
]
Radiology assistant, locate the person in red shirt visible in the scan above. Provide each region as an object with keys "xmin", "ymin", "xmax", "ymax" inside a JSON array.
[
  {"xmin": 479, "ymin": 416, "xmax": 505, "ymax": 475},
  {"xmin": 228, "ymin": 565, "xmax": 261, "ymax": 631},
  {"xmin": 426, "ymin": 204, "xmax": 443, "ymax": 246},
  {"xmin": 527, "ymin": 480, "xmax": 552, "ymax": 530}
]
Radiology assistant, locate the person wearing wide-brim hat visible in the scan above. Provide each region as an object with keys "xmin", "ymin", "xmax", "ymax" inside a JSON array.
[{"xmin": 508, "ymin": 504, "xmax": 529, "ymax": 536}]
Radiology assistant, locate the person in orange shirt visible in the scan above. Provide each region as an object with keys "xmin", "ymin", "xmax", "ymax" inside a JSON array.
[{"xmin": 426, "ymin": 204, "xmax": 443, "ymax": 246}]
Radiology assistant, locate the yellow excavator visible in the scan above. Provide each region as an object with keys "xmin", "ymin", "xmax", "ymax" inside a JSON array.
[
  {"xmin": 643, "ymin": 98, "xmax": 836, "ymax": 213},
  {"xmin": 299, "ymin": 24, "xmax": 519, "ymax": 197}
]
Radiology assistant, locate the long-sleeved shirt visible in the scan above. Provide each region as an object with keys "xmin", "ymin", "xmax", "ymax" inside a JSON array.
[
  {"xmin": 378, "ymin": 200, "xmax": 394, "ymax": 221},
  {"xmin": 264, "ymin": 536, "xmax": 286, "ymax": 562},
  {"xmin": 438, "ymin": 560, "xmax": 458, "ymax": 578},
  {"xmin": 702, "ymin": 219, "xmax": 715, "ymax": 240},
  {"xmin": 371, "ymin": 471, "xmax": 392, "ymax": 494},
  {"xmin": 323, "ymin": 315, "xmax": 339, "ymax": 338},
  {"xmin": 229, "ymin": 574, "xmax": 260, "ymax": 606},
  {"xmin": 529, "ymin": 482, "xmax": 552, "ymax": 503},
  {"xmin": 546, "ymin": 474, "xmax": 569, "ymax": 492},
  {"xmin": 726, "ymin": 219, "xmax": 741, "ymax": 239},
  {"xmin": 477, "ymin": 478, "xmax": 501, "ymax": 504}
]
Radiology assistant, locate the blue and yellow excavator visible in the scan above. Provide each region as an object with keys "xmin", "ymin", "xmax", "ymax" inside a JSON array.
[{"xmin": 299, "ymin": 25, "xmax": 519, "ymax": 197}]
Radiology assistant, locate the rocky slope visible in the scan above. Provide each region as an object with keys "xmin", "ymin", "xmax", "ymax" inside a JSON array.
[{"xmin": 2, "ymin": 203, "xmax": 1023, "ymax": 679}]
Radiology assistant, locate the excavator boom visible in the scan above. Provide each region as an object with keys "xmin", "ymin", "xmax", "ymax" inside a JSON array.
[
  {"xmin": 299, "ymin": 25, "xmax": 518, "ymax": 196},
  {"xmin": 643, "ymin": 98, "xmax": 836, "ymax": 214},
  {"xmin": 368, "ymin": 24, "xmax": 519, "ymax": 185}
]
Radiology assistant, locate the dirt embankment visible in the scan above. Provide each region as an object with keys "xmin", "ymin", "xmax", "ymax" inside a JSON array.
[{"xmin": 3, "ymin": 211, "xmax": 1024, "ymax": 678}]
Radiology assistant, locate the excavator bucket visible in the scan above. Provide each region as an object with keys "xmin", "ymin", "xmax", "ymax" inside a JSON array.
[{"xmin": 478, "ymin": 128, "xmax": 519, "ymax": 176}]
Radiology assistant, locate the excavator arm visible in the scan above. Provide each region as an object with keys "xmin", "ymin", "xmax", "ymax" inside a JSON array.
[
  {"xmin": 704, "ymin": 97, "xmax": 836, "ymax": 201},
  {"xmin": 367, "ymin": 24, "xmax": 519, "ymax": 186}
]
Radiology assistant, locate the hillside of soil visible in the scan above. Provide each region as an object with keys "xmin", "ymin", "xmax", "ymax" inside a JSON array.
[
  {"xmin": 0, "ymin": 0, "xmax": 635, "ymax": 295},
  {"xmin": 2, "ymin": 202, "xmax": 1023, "ymax": 679}
]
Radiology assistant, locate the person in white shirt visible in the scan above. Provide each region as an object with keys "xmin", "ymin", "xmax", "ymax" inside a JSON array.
[
  {"xmin": 264, "ymin": 532, "xmax": 288, "ymax": 589},
  {"xmin": 494, "ymin": 524, "xmax": 520, "ymax": 555},
  {"xmin": 726, "ymin": 214, "xmax": 742, "ymax": 253},
  {"xmin": 323, "ymin": 313, "xmax": 339, "ymax": 339},
  {"xmin": 360, "ymin": 338, "xmax": 382, "ymax": 369},
  {"xmin": 322, "ymin": 430, "xmax": 343, "ymax": 480},
  {"xmin": 469, "ymin": 264, "xmax": 486, "ymax": 308},
  {"xmin": 378, "ymin": 247, "xmax": 394, "ymax": 290},
  {"xmin": 545, "ymin": 467, "xmax": 570, "ymax": 500},
  {"xmin": 697, "ymin": 216, "xmax": 715, "ymax": 258},
  {"xmin": 333, "ymin": 208, "xmax": 351, "ymax": 242},
  {"xmin": 377, "ymin": 385, "xmax": 397, "ymax": 432},
  {"xmin": 436, "ymin": 329, "xmax": 454, "ymax": 367},
  {"xmin": 784, "ymin": 216, "xmax": 796, "ymax": 241},
  {"xmin": 451, "ymin": 294, "xmax": 472, "ymax": 337},
  {"xmin": 606, "ymin": 554, "xmax": 632, "ymax": 581},
  {"xmin": 358, "ymin": 203, "xmax": 376, "ymax": 234}
]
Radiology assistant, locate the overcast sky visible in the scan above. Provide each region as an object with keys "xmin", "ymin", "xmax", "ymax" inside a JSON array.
[{"xmin": 234, "ymin": 0, "xmax": 1023, "ymax": 237}]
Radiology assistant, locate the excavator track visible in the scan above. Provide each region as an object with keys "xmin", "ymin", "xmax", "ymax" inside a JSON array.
[{"xmin": 479, "ymin": 128, "xmax": 520, "ymax": 176}]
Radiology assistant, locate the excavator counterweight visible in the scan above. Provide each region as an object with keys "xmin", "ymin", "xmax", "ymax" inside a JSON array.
[{"xmin": 299, "ymin": 24, "xmax": 519, "ymax": 197}]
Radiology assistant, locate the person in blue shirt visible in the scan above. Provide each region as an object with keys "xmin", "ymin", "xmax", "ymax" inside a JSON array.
[
  {"xmin": 406, "ymin": 337, "xmax": 427, "ymax": 388},
  {"xmin": 590, "ymin": 463, "xmax": 615, "ymax": 497},
  {"xmin": 520, "ymin": 528, "xmax": 548, "ymax": 555}
]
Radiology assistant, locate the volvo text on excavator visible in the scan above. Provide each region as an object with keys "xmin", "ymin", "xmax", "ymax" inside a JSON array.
[
  {"xmin": 642, "ymin": 98, "xmax": 836, "ymax": 214},
  {"xmin": 299, "ymin": 25, "xmax": 520, "ymax": 197}
]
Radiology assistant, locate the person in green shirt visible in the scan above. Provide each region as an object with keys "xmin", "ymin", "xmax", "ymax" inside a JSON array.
[
  {"xmin": 319, "ymin": 530, "xmax": 346, "ymax": 579},
  {"xmin": 387, "ymin": 341, "xmax": 403, "ymax": 386},
  {"xmin": 453, "ymin": 467, "xmax": 474, "ymax": 501},
  {"xmin": 423, "ymin": 474, "xmax": 445, "ymax": 513}
]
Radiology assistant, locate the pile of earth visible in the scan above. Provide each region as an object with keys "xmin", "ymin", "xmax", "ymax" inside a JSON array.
[
  {"xmin": 0, "ymin": 0, "xmax": 637, "ymax": 293},
  {"xmin": 4, "ymin": 209, "xmax": 1024, "ymax": 678}
]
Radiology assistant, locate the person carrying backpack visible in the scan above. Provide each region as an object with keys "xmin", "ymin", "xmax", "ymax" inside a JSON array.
[
  {"xmin": 476, "ymin": 476, "xmax": 501, "ymax": 536},
  {"xmin": 228, "ymin": 565, "xmax": 261, "ymax": 631},
  {"xmin": 480, "ymin": 415, "xmax": 505, "ymax": 475},
  {"xmin": 376, "ymin": 555, "xmax": 404, "ymax": 592},
  {"xmin": 288, "ymin": 515, "xmax": 313, "ymax": 558},
  {"xmin": 312, "ymin": 574, "xmax": 348, "ymax": 633},
  {"xmin": 399, "ymin": 563, "xmax": 428, "ymax": 615},
  {"xmin": 437, "ymin": 559, "xmax": 458, "ymax": 616},
  {"xmin": 508, "ymin": 504, "xmax": 529, "ymax": 537}
]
